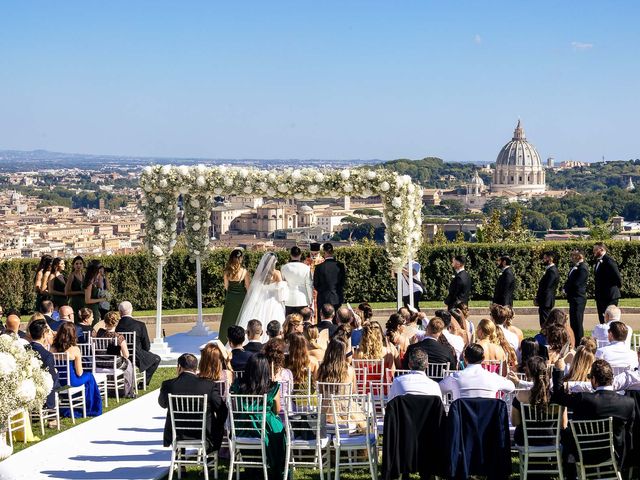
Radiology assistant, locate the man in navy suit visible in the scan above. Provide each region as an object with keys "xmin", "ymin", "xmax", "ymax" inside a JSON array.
[
  {"xmin": 228, "ymin": 325, "xmax": 254, "ymax": 372},
  {"xmin": 313, "ymin": 243, "xmax": 346, "ymax": 313},
  {"xmin": 29, "ymin": 320, "xmax": 60, "ymax": 414}
]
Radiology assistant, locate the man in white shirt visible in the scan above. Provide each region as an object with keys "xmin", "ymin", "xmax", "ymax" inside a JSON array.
[
  {"xmin": 388, "ymin": 348, "xmax": 442, "ymax": 402},
  {"xmin": 280, "ymin": 246, "xmax": 313, "ymax": 316},
  {"xmin": 595, "ymin": 321, "xmax": 639, "ymax": 370},
  {"xmin": 439, "ymin": 343, "xmax": 515, "ymax": 400},
  {"xmin": 592, "ymin": 305, "xmax": 633, "ymax": 349}
]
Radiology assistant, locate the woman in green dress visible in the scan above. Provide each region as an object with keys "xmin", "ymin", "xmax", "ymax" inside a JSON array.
[
  {"xmin": 83, "ymin": 262, "xmax": 107, "ymax": 327},
  {"xmin": 48, "ymin": 257, "xmax": 68, "ymax": 308},
  {"xmin": 65, "ymin": 256, "xmax": 86, "ymax": 320},
  {"xmin": 230, "ymin": 352, "xmax": 286, "ymax": 480},
  {"xmin": 219, "ymin": 248, "xmax": 250, "ymax": 344}
]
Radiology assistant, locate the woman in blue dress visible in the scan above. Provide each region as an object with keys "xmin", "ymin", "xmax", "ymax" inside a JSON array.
[{"xmin": 52, "ymin": 322, "xmax": 103, "ymax": 417}]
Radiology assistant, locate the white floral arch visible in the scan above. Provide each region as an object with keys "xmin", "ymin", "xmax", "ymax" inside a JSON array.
[{"xmin": 139, "ymin": 164, "xmax": 423, "ymax": 345}]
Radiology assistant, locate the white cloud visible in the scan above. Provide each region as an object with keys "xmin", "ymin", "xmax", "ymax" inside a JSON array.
[
  {"xmin": 474, "ymin": 34, "xmax": 482, "ymax": 44},
  {"xmin": 571, "ymin": 41, "xmax": 594, "ymax": 51}
]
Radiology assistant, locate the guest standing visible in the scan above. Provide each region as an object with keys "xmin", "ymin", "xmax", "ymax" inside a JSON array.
[
  {"xmin": 534, "ymin": 251, "xmax": 559, "ymax": 327},
  {"xmin": 492, "ymin": 255, "xmax": 515, "ymax": 307},
  {"xmin": 51, "ymin": 322, "xmax": 102, "ymax": 417},
  {"xmin": 47, "ymin": 258, "xmax": 68, "ymax": 309},
  {"xmin": 313, "ymin": 243, "xmax": 346, "ymax": 313},
  {"xmin": 593, "ymin": 242, "xmax": 622, "ymax": 324},
  {"xmin": 34, "ymin": 254, "xmax": 53, "ymax": 310},
  {"xmin": 444, "ymin": 255, "xmax": 471, "ymax": 310},
  {"xmin": 83, "ymin": 262, "xmax": 106, "ymax": 327},
  {"xmin": 219, "ymin": 248, "xmax": 250, "ymax": 345},
  {"xmin": 65, "ymin": 256, "xmax": 86, "ymax": 319},
  {"xmin": 280, "ymin": 246, "xmax": 313, "ymax": 316},
  {"xmin": 564, "ymin": 249, "xmax": 589, "ymax": 342}
]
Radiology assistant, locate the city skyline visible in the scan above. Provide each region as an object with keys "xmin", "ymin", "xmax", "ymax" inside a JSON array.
[{"xmin": 1, "ymin": 1, "xmax": 639, "ymax": 163}]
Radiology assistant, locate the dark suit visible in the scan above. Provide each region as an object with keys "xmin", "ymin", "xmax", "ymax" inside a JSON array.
[
  {"xmin": 317, "ymin": 319, "xmax": 338, "ymax": 338},
  {"xmin": 564, "ymin": 262, "xmax": 589, "ymax": 342},
  {"xmin": 44, "ymin": 314, "xmax": 56, "ymax": 330},
  {"xmin": 492, "ymin": 266, "xmax": 515, "ymax": 307},
  {"xmin": 535, "ymin": 265, "xmax": 559, "ymax": 327},
  {"xmin": 49, "ymin": 319, "xmax": 85, "ymax": 343},
  {"xmin": 445, "ymin": 269, "xmax": 471, "ymax": 310},
  {"xmin": 594, "ymin": 254, "xmax": 622, "ymax": 324},
  {"xmin": 158, "ymin": 372, "xmax": 228, "ymax": 451},
  {"xmin": 403, "ymin": 337, "xmax": 457, "ymax": 371},
  {"xmin": 243, "ymin": 341, "xmax": 263, "ymax": 354},
  {"xmin": 116, "ymin": 315, "xmax": 161, "ymax": 383},
  {"xmin": 31, "ymin": 341, "xmax": 60, "ymax": 409},
  {"xmin": 551, "ymin": 369, "xmax": 635, "ymax": 466},
  {"xmin": 313, "ymin": 257, "xmax": 346, "ymax": 311},
  {"xmin": 230, "ymin": 348, "xmax": 253, "ymax": 372}
]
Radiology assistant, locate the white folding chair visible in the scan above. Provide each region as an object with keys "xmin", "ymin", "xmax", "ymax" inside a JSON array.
[
  {"xmin": 426, "ymin": 362, "xmax": 449, "ymax": 381},
  {"xmin": 329, "ymin": 393, "xmax": 378, "ymax": 480},
  {"xmin": 167, "ymin": 394, "xmax": 214, "ymax": 480},
  {"xmin": 481, "ymin": 359, "xmax": 505, "ymax": 376},
  {"xmin": 392, "ymin": 369, "xmax": 413, "ymax": 378},
  {"xmin": 52, "ymin": 352, "xmax": 86, "ymax": 423},
  {"xmin": 78, "ymin": 342, "xmax": 108, "ymax": 408},
  {"xmin": 370, "ymin": 381, "xmax": 392, "ymax": 435},
  {"xmin": 517, "ymin": 404, "xmax": 564, "ymax": 480},
  {"xmin": 92, "ymin": 337, "xmax": 126, "ymax": 403},
  {"xmin": 283, "ymin": 393, "xmax": 330, "ymax": 480},
  {"xmin": 597, "ymin": 339, "xmax": 610, "ymax": 349},
  {"xmin": 120, "ymin": 331, "xmax": 147, "ymax": 392},
  {"xmin": 611, "ymin": 365, "xmax": 631, "ymax": 376},
  {"xmin": 352, "ymin": 366, "xmax": 369, "ymax": 395},
  {"xmin": 570, "ymin": 417, "xmax": 622, "ymax": 480},
  {"xmin": 31, "ymin": 391, "xmax": 60, "ymax": 436},
  {"xmin": 353, "ymin": 358, "xmax": 384, "ymax": 393},
  {"xmin": 6, "ymin": 408, "xmax": 28, "ymax": 448},
  {"xmin": 632, "ymin": 333, "xmax": 640, "ymax": 352},
  {"xmin": 227, "ymin": 394, "xmax": 269, "ymax": 480}
]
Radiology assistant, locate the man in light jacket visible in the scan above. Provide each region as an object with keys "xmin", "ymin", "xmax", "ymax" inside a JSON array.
[{"xmin": 280, "ymin": 245, "xmax": 313, "ymax": 316}]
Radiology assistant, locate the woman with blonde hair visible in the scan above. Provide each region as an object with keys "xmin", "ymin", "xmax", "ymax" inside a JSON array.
[
  {"xmin": 219, "ymin": 248, "xmax": 250, "ymax": 344},
  {"xmin": 285, "ymin": 333, "xmax": 318, "ymax": 392},
  {"xmin": 563, "ymin": 345, "xmax": 595, "ymax": 383},
  {"xmin": 304, "ymin": 323, "xmax": 325, "ymax": 362},
  {"xmin": 475, "ymin": 319, "xmax": 507, "ymax": 362}
]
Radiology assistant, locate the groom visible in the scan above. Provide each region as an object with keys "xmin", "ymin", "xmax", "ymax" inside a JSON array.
[
  {"xmin": 313, "ymin": 242, "xmax": 346, "ymax": 313},
  {"xmin": 281, "ymin": 246, "xmax": 313, "ymax": 316}
]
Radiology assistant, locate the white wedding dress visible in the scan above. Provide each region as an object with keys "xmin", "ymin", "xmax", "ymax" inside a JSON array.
[{"xmin": 235, "ymin": 253, "xmax": 287, "ymax": 330}]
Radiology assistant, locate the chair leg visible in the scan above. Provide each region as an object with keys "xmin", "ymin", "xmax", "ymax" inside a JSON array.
[
  {"xmin": 81, "ymin": 391, "xmax": 86, "ymax": 418},
  {"xmin": 68, "ymin": 392, "xmax": 76, "ymax": 424},
  {"xmin": 227, "ymin": 447, "xmax": 234, "ymax": 480},
  {"xmin": 369, "ymin": 443, "xmax": 378, "ymax": 480},
  {"xmin": 114, "ymin": 376, "xmax": 120, "ymax": 403},
  {"xmin": 39, "ymin": 410, "xmax": 45, "ymax": 436},
  {"xmin": 318, "ymin": 445, "xmax": 324, "ymax": 480},
  {"xmin": 168, "ymin": 448, "xmax": 176, "ymax": 480},
  {"xmin": 334, "ymin": 447, "xmax": 340, "ymax": 480},
  {"xmin": 203, "ymin": 448, "xmax": 209, "ymax": 480}
]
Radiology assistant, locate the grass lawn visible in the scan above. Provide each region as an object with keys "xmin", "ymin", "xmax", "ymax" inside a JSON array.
[
  {"xmin": 135, "ymin": 298, "xmax": 640, "ymax": 318},
  {"xmin": 10, "ymin": 366, "xmax": 176, "ymax": 455}
]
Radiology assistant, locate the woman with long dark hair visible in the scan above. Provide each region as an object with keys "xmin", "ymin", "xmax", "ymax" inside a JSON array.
[
  {"xmin": 82, "ymin": 261, "xmax": 106, "ymax": 327},
  {"xmin": 48, "ymin": 257, "xmax": 68, "ymax": 309},
  {"xmin": 51, "ymin": 322, "xmax": 102, "ymax": 417},
  {"xmin": 34, "ymin": 254, "xmax": 53, "ymax": 309},
  {"xmin": 65, "ymin": 256, "xmax": 86, "ymax": 319},
  {"xmin": 219, "ymin": 248, "xmax": 250, "ymax": 344},
  {"xmin": 230, "ymin": 353, "xmax": 285, "ymax": 479}
]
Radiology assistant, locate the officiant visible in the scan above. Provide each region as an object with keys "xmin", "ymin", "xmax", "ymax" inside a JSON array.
[
  {"xmin": 400, "ymin": 260, "xmax": 423, "ymax": 311},
  {"xmin": 281, "ymin": 246, "xmax": 313, "ymax": 316}
]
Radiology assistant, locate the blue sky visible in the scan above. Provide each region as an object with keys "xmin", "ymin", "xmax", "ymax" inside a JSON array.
[{"xmin": 0, "ymin": 1, "xmax": 638, "ymax": 163}]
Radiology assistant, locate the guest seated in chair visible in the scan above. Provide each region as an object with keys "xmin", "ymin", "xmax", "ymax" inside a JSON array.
[
  {"xmin": 228, "ymin": 325, "xmax": 253, "ymax": 372},
  {"xmin": 29, "ymin": 319, "xmax": 60, "ymax": 423},
  {"xmin": 158, "ymin": 353, "xmax": 228, "ymax": 453},
  {"xmin": 388, "ymin": 347, "xmax": 442, "ymax": 402}
]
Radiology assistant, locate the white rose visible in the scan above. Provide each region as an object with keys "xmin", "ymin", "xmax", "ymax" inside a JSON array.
[
  {"xmin": 244, "ymin": 186, "xmax": 253, "ymax": 194},
  {"xmin": 159, "ymin": 179, "xmax": 168, "ymax": 188},
  {"xmin": 340, "ymin": 169, "xmax": 351, "ymax": 180},
  {"xmin": 160, "ymin": 165, "xmax": 172, "ymax": 175},
  {"xmin": 194, "ymin": 176, "xmax": 205, "ymax": 187},
  {"xmin": 194, "ymin": 250, "xmax": 201, "ymax": 256},
  {"xmin": 0, "ymin": 352, "xmax": 18, "ymax": 376},
  {"xmin": 408, "ymin": 219, "xmax": 416, "ymax": 229},
  {"xmin": 179, "ymin": 186, "xmax": 189, "ymax": 195},
  {"xmin": 380, "ymin": 181, "xmax": 390, "ymax": 192},
  {"xmin": 196, "ymin": 164, "xmax": 206, "ymax": 174},
  {"xmin": 154, "ymin": 219, "xmax": 166, "ymax": 230},
  {"xmin": 224, "ymin": 178, "xmax": 234, "ymax": 187},
  {"xmin": 218, "ymin": 165, "xmax": 227, "ymax": 174},
  {"xmin": 308, "ymin": 184, "xmax": 319, "ymax": 194},
  {"xmin": 277, "ymin": 184, "xmax": 289, "ymax": 193},
  {"xmin": 239, "ymin": 168, "xmax": 249, "ymax": 178},
  {"xmin": 154, "ymin": 195, "xmax": 164, "ymax": 204},
  {"xmin": 291, "ymin": 170, "xmax": 302, "ymax": 181},
  {"xmin": 31, "ymin": 356, "xmax": 42, "ymax": 370},
  {"xmin": 402, "ymin": 175, "xmax": 411, "ymax": 184},
  {"xmin": 42, "ymin": 371, "xmax": 53, "ymax": 393},
  {"xmin": 192, "ymin": 223, "xmax": 201, "ymax": 231},
  {"xmin": 294, "ymin": 192, "xmax": 303, "ymax": 199},
  {"xmin": 268, "ymin": 173, "xmax": 277, "ymax": 182},
  {"xmin": 205, "ymin": 220, "xmax": 211, "ymax": 227},
  {"xmin": 392, "ymin": 224, "xmax": 402, "ymax": 233},
  {"xmin": 343, "ymin": 183, "xmax": 353, "ymax": 193},
  {"xmin": 178, "ymin": 165, "xmax": 190, "ymax": 176},
  {"xmin": 143, "ymin": 166, "xmax": 153, "ymax": 175},
  {"xmin": 258, "ymin": 182, "xmax": 268, "ymax": 191},
  {"xmin": 392, "ymin": 197, "xmax": 402, "ymax": 208},
  {"xmin": 314, "ymin": 173, "xmax": 324, "ymax": 183},
  {"xmin": 213, "ymin": 187, "xmax": 223, "ymax": 195},
  {"xmin": 193, "ymin": 215, "xmax": 200, "ymax": 221},
  {"xmin": 152, "ymin": 245, "xmax": 164, "ymax": 257},
  {"xmin": 362, "ymin": 189, "xmax": 372, "ymax": 197},
  {"xmin": 143, "ymin": 185, "xmax": 152, "ymax": 192},
  {"xmin": 17, "ymin": 379, "xmax": 36, "ymax": 402},
  {"xmin": 267, "ymin": 188, "xmax": 276, "ymax": 196},
  {"xmin": 366, "ymin": 170, "xmax": 377, "ymax": 180},
  {"xmin": 190, "ymin": 198, "xmax": 200, "ymax": 208}
]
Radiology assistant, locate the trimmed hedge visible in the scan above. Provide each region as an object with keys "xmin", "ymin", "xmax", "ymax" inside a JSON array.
[{"xmin": 2, "ymin": 241, "xmax": 639, "ymax": 314}]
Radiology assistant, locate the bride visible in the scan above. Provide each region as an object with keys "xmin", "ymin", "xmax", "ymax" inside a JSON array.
[{"xmin": 235, "ymin": 252, "xmax": 287, "ymax": 331}]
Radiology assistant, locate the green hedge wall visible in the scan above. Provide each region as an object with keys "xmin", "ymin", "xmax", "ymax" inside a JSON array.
[{"xmin": 1, "ymin": 241, "xmax": 639, "ymax": 313}]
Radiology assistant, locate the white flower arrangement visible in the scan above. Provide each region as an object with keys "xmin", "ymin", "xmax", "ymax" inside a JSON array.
[
  {"xmin": 0, "ymin": 335, "xmax": 52, "ymax": 425},
  {"xmin": 140, "ymin": 165, "xmax": 423, "ymax": 268}
]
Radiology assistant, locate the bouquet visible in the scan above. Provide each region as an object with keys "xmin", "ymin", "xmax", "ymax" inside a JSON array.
[{"xmin": 0, "ymin": 335, "xmax": 53, "ymax": 425}]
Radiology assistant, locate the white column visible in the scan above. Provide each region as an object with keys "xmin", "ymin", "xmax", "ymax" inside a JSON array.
[
  {"xmin": 396, "ymin": 267, "xmax": 402, "ymax": 310},
  {"xmin": 188, "ymin": 255, "xmax": 212, "ymax": 336},
  {"xmin": 407, "ymin": 255, "xmax": 414, "ymax": 309},
  {"xmin": 150, "ymin": 261, "xmax": 172, "ymax": 355}
]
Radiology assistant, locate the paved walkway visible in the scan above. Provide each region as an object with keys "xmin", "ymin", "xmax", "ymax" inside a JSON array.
[{"xmin": 0, "ymin": 392, "xmax": 170, "ymax": 480}]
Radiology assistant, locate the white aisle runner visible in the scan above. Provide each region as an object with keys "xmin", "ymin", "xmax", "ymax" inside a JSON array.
[{"xmin": 0, "ymin": 391, "xmax": 170, "ymax": 480}]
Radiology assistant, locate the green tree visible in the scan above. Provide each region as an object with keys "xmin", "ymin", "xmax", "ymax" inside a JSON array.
[
  {"xmin": 549, "ymin": 212, "xmax": 568, "ymax": 230},
  {"xmin": 454, "ymin": 230, "xmax": 466, "ymax": 243},
  {"xmin": 432, "ymin": 228, "xmax": 448, "ymax": 245},
  {"xmin": 475, "ymin": 210, "xmax": 503, "ymax": 243}
]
